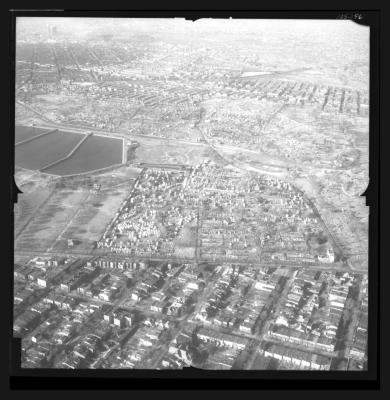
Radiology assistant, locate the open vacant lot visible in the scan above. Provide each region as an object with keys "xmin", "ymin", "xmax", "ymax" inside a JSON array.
[
  {"xmin": 133, "ymin": 136, "xmax": 214, "ymax": 166},
  {"xmin": 14, "ymin": 185, "xmax": 54, "ymax": 238},
  {"xmin": 60, "ymin": 182, "xmax": 135, "ymax": 244},
  {"xmin": 15, "ymin": 189, "xmax": 89, "ymax": 252}
]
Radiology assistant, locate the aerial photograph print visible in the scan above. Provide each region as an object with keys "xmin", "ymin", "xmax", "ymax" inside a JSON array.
[{"xmin": 13, "ymin": 16, "xmax": 370, "ymax": 372}]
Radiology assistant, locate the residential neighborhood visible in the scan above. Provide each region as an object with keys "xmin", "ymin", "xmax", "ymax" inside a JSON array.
[{"xmin": 14, "ymin": 18, "xmax": 370, "ymax": 371}]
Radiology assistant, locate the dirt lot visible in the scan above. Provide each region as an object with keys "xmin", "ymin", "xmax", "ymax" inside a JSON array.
[
  {"xmin": 15, "ymin": 103, "xmax": 46, "ymax": 126},
  {"xmin": 14, "ymin": 170, "xmax": 58, "ymax": 237},
  {"xmin": 133, "ymin": 136, "xmax": 211, "ymax": 166}
]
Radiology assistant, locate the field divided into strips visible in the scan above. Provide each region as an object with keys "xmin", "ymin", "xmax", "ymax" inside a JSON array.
[
  {"xmin": 51, "ymin": 183, "xmax": 135, "ymax": 253},
  {"xmin": 14, "ymin": 189, "xmax": 90, "ymax": 252},
  {"xmin": 14, "ymin": 185, "xmax": 54, "ymax": 238}
]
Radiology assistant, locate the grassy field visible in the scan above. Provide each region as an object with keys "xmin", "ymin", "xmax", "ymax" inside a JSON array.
[
  {"xmin": 53, "ymin": 166, "xmax": 141, "ymax": 191},
  {"xmin": 173, "ymin": 223, "xmax": 197, "ymax": 258},
  {"xmin": 15, "ymin": 189, "xmax": 90, "ymax": 252},
  {"xmin": 14, "ymin": 186, "xmax": 54, "ymax": 238},
  {"xmin": 14, "ymin": 164, "xmax": 141, "ymax": 254},
  {"xmin": 216, "ymin": 145, "xmax": 293, "ymax": 168},
  {"xmin": 14, "ymin": 167, "xmax": 56, "ymax": 189},
  {"xmin": 60, "ymin": 183, "xmax": 134, "ymax": 244},
  {"xmin": 14, "ymin": 170, "xmax": 58, "ymax": 238},
  {"xmin": 30, "ymin": 94, "xmax": 87, "ymax": 120}
]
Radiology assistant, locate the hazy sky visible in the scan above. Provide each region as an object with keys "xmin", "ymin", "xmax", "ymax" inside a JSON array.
[{"xmin": 16, "ymin": 17, "xmax": 369, "ymax": 37}]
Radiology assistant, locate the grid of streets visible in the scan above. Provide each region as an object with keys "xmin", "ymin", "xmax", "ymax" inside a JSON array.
[{"xmin": 14, "ymin": 18, "xmax": 369, "ymax": 371}]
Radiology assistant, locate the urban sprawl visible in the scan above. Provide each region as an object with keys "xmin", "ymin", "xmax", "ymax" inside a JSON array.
[{"xmin": 14, "ymin": 19, "xmax": 369, "ymax": 371}]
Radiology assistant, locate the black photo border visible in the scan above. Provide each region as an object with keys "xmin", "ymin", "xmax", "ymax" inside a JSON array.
[{"xmin": 6, "ymin": 8, "xmax": 381, "ymax": 391}]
